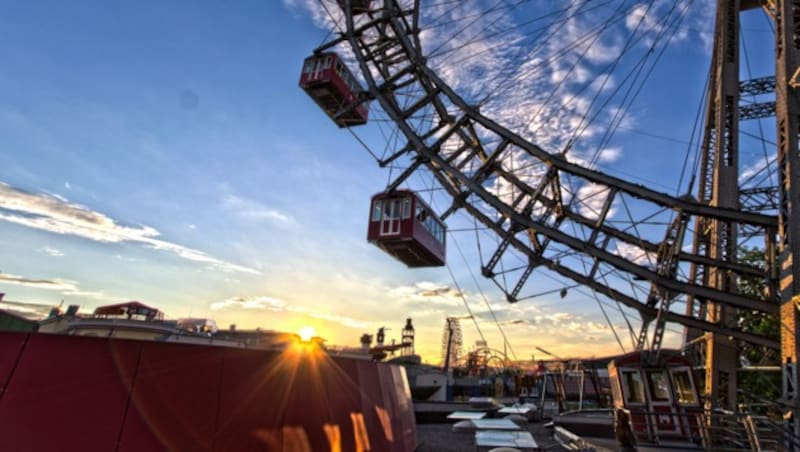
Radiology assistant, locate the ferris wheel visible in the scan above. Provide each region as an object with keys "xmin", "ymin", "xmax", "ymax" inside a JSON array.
[{"xmin": 298, "ymin": 1, "xmax": 781, "ymax": 360}]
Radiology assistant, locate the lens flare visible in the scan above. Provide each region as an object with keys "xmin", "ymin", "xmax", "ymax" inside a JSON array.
[{"xmin": 299, "ymin": 326, "xmax": 316, "ymax": 342}]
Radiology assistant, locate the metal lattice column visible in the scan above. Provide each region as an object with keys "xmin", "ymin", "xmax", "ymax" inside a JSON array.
[
  {"xmin": 704, "ymin": 0, "xmax": 742, "ymax": 411},
  {"xmin": 775, "ymin": 0, "xmax": 800, "ymax": 440}
]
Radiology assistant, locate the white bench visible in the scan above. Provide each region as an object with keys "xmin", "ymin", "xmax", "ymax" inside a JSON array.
[
  {"xmin": 471, "ymin": 419, "xmax": 521, "ymax": 430},
  {"xmin": 498, "ymin": 406, "xmax": 533, "ymax": 416},
  {"xmin": 447, "ymin": 411, "xmax": 487, "ymax": 421},
  {"xmin": 475, "ymin": 430, "xmax": 539, "ymax": 451}
]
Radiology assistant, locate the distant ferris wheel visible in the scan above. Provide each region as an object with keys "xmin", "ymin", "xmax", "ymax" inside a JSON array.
[{"xmin": 440, "ymin": 316, "xmax": 464, "ymax": 370}]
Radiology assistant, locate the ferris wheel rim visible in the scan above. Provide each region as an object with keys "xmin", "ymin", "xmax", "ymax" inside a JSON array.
[{"xmin": 327, "ymin": 0, "xmax": 780, "ymax": 351}]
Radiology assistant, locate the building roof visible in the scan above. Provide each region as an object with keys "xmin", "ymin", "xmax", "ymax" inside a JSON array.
[{"xmin": 93, "ymin": 301, "xmax": 163, "ymax": 319}]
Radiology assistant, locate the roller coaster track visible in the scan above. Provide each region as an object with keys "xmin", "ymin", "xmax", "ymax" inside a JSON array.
[{"xmin": 320, "ymin": 1, "xmax": 780, "ymax": 352}]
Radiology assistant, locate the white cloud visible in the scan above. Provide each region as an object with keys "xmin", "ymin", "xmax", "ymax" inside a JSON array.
[
  {"xmin": 222, "ymin": 194, "xmax": 292, "ymax": 223},
  {"xmin": 0, "ymin": 273, "xmax": 78, "ymax": 291},
  {"xmin": 597, "ymin": 147, "xmax": 622, "ymax": 163},
  {"xmin": 40, "ymin": 246, "xmax": 64, "ymax": 257},
  {"xmin": 0, "ymin": 182, "xmax": 258, "ymax": 274},
  {"xmin": 389, "ymin": 281, "xmax": 464, "ymax": 306},
  {"xmin": 575, "ymin": 183, "xmax": 616, "ymax": 220},
  {"xmin": 614, "ymin": 242, "xmax": 656, "ymax": 266},
  {"xmin": 739, "ymin": 156, "xmax": 774, "ymax": 185},
  {"xmin": 0, "ymin": 272, "xmax": 121, "ymax": 301},
  {"xmin": 531, "ymin": 312, "xmax": 576, "ymax": 325},
  {"xmin": 210, "ymin": 294, "xmax": 370, "ymax": 329},
  {"xmin": 211, "ymin": 295, "xmax": 287, "ymax": 311},
  {"xmin": 291, "ymin": 306, "xmax": 370, "ymax": 329}
]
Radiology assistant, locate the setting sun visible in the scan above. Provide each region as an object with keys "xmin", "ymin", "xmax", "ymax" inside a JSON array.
[{"xmin": 298, "ymin": 326, "xmax": 316, "ymax": 342}]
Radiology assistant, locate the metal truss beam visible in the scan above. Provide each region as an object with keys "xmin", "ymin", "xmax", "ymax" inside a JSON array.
[
  {"xmin": 344, "ymin": 0, "xmax": 779, "ymax": 327},
  {"xmin": 336, "ymin": 0, "xmax": 789, "ymax": 420},
  {"xmin": 740, "ymin": 75, "xmax": 777, "ymax": 95},
  {"xmin": 741, "ymin": 186, "xmax": 780, "ymax": 211},
  {"xmin": 740, "ymin": 101, "xmax": 777, "ymax": 120}
]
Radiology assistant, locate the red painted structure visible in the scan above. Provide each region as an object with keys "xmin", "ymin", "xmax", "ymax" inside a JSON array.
[
  {"xmin": 93, "ymin": 301, "xmax": 164, "ymax": 320},
  {"xmin": 299, "ymin": 52, "xmax": 369, "ymax": 128},
  {"xmin": 367, "ymin": 190, "xmax": 446, "ymax": 267},
  {"xmin": 0, "ymin": 332, "xmax": 416, "ymax": 452},
  {"xmin": 607, "ymin": 351, "xmax": 702, "ymax": 442}
]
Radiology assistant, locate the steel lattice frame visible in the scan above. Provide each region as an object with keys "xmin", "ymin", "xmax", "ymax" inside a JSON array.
[
  {"xmin": 323, "ymin": 0, "xmax": 800, "ymax": 428},
  {"xmin": 323, "ymin": 0, "xmax": 778, "ymax": 346}
]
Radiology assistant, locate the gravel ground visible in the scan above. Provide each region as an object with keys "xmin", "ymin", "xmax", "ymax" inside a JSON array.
[{"xmin": 415, "ymin": 420, "xmax": 568, "ymax": 451}]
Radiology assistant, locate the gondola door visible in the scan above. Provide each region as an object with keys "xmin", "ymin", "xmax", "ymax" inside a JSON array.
[
  {"xmin": 380, "ymin": 198, "xmax": 402, "ymax": 236},
  {"xmin": 310, "ymin": 55, "xmax": 327, "ymax": 82},
  {"xmin": 645, "ymin": 369, "xmax": 681, "ymax": 438}
]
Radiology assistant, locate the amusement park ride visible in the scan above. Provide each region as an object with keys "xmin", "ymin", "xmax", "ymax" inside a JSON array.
[{"xmin": 300, "ymin": 0, "xmax": 800, "ymax": 444}]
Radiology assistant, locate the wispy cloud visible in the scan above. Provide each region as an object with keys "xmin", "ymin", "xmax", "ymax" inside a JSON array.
[
  {"xmin": 0, "ymin": 273, "xmax": 79, "ymax": 291},
  {"xmin": 575, "ymin": 183, "xmax": 617, "ymax": 220},
  {"xmin": 211, "ymin": 295, "xmax": 287, "ymax": 311},
  {"xmin": 739, "ymin": 155, "xmax": 775, "ymax": 185},
  {"xmin": 40, "ymin": 246, "xmax": 64, "ymax": 257},
  {"xmin": 0, "ymin": 272, "xmax": 121, "ymax": 301},
  {"xmin": 221, "ymin": 194, "xmax": 292, "ymax": 223},
  {"xmin": 0, "ymin": 182, "xmax": 258, "ymax": 274},
  {"xmin": 211, "ymin": 295, "xmax": 370, "ymax": 329},
  {"xmin": 389, "ymin": 281, "xmax": 464, "ymax": 306},
  {"xmin": 614, "ymin": 242, "xmax": 656, "ymax": 266}
]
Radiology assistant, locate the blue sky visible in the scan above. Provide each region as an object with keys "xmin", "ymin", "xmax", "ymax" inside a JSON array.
[{"xmin": 0, "ymin": 1, "xmax": 777, "ymax": 363}]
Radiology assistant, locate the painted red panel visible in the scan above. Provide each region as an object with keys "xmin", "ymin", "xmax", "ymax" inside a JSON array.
[
  {"xmin": 355, "ymin": 359, "xmax": 394, "ymax": 452},
  {"xmin": 0, "ymin": 334, "xmax": 141, "ymax": 452},
  {"xmin": 278, "ymin": 350, "xmax": 365, "ymax": 451},
  {"xmin": 326, "ymin": 356, "xmax": 368, "ymax": 452},
  {"xmin": 373, "ymin": 363, "xmax": 417, "ymax": 452},
  {"xmin": 0, "ymin": 332, "xmax": 28, "ymax": 397},
  {"xmin": 118, "ymin": 342, "xmax": 224, "ymax": 452},
  {"xmin": 0, "ymin": 334, "xmax": 415, "ymax": 452},
  {"xmin": 388, "ymin": 364, "xmax": 417, "ymax": 451},
  {"xmin": 214, "ymin": 348, "xmax": 296, "ymax": 451}
]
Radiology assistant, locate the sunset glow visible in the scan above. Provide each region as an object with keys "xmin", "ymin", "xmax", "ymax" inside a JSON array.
[{"xmin": 298, "ymin": 326, "xmax": 316, "ymax": 342}]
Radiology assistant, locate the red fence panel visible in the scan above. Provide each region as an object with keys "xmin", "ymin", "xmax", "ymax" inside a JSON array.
[
  {"xmin": 118, "ymin": 341, "xmax": 225, "ymax": 452},
  {"xmin": 0, "ymin": 334, "xmax": 416, "ymax": 452},
  {"xmin": 0, "ymin": 332, "xmax": 27, "ymax": 397},
  {"xmin": 213, "ymin": 348, "xmax": 293, "ymax": 451},
  {"xmin": 354, "ymin": 359, "xmax": 395, "ymax": 451},
  {"xmin": 0, "ymin": 334, "xmax": 141, "ymax": 452}
]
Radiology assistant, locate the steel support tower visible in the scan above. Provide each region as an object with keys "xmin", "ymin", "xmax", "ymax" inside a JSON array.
[
  {"xmin": 775, "ymin": 0, "xmax": 800, "ymax": 439},
  {"xmin": 685, "ymin": 0, "xmax": 800, "ymax": 435},
  {"xmin": 686, "ymin": 0, "xmax": 743, "ymax": 412}
]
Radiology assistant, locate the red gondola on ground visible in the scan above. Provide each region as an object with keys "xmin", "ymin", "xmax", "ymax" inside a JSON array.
[
  {"xmin": 299, "ymin": 52, "xmax": 369, "ymax": 128},
  {"xmin": 367, "ymin": 190, "xmax": 446, "ymax": 267},
  {"xmin": 336, "ymin": 0, "xmax": 372, "ymax": 14}
]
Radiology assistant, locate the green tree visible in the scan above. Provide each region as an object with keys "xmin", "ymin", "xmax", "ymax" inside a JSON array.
[{"xmin": 736, "ymin": 246, "xmax": 781, "ymax": 412}]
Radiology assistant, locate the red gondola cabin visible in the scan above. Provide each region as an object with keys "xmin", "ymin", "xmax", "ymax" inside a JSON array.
[
  {"xmin": 336, "ymin": 0, "xmax": 372, "ymax": 14},
  {"xmin": 367, "ymin": 191, "xmax": 446, "ymax": 267},
  {"xmin": 607, "ymin": 351, "xmax": 703, "ymax": 443},
  {"xmin": 299, "ymin": 52, "xmax": 369, "ymax": 128}
]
